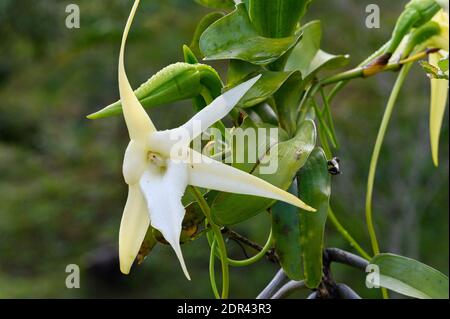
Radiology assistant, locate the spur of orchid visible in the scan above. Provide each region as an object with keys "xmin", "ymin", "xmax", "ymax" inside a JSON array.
[{"xmin": 116, "ymin": 0, "xmax": 314, "ymax": 279}]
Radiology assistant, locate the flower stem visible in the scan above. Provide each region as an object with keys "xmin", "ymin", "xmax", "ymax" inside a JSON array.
[
  {"xmin": 189, "ymin": 186, "xmax": 229, "ymax": 299},
  {"xmin": 365, "ymin": 63, "xmax": 412, "ymax": 257},
  {"xmin": 209, "ymin": 239, "xmax": 220, "ymax": 299},
  {"xmin": 365, "ymin": 63, "xmax": 412, "ymax": 300},
  {"xmin": 328, "ymin": 208, "xmax": 371, "ymax": 260},
  {"xmin": 227, "ymin": 229, "xmax": 274, "ymax": 267}
]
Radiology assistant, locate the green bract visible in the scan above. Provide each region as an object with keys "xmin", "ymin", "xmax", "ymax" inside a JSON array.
[
  {"xmin": 297, "ymin": 147, "xmax": 331, "ymax": 288},
  {"xmin": 370, "ymin": 253, "xmax": 449, "ymax": 299},
  {"xmin": 211, "ymin": 119, "xmax": 316, "ymax": 225},
  {"xmin": 87, "ymin": 62, "xmax": 222, "ymax": 119},
  {"xmin": 199, "ymin": 4, "xmax": 302, "ymax": 65}
]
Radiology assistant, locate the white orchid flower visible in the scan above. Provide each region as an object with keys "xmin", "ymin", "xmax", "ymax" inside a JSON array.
[
  {"xmin": 425, "ymin": 8, "xmax": 449, "ymax": 166},
  {"xmin": 117, "ymin": 0, "xmax": 315, "ymax": 280}
]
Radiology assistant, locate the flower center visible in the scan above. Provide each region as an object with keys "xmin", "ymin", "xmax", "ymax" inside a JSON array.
[{"xmin": 147, "ymin": 151, "xmax": 167, "ymax": 168}]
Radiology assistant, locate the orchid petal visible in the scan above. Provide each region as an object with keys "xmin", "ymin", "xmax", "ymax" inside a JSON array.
[
  {"xmin": 149, "ymin": 75, "xmax": 262, "ymax": 154},
  {"xmin": 180, "ymin": 75, "xmax": 261, "ymax": 140},
  {"xmin": 119, "ymin": 184, "xmax": 150, "ymax": 274},
  {"xmin": 123, "ymin": 141, "xmax": 148, "ymax": 185},
  {"xmin": 187, "ymin": 150, "xmax": 316, "ymax": 212},
  {"xmin": 429, "ymin": 52, "xmax": 449, "ymax": 166},
  {"xmin": 139, "ymin": 160, "xmax": 191, "ymax": 280},
  {"xmin": 119, "ymin": 0, "xmax": 156, "ymax": 141}
]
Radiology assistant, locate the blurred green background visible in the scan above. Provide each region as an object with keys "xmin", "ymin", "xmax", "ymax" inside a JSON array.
[{"xmin": 0, "ymin": 0, "xmax": 448, "ymax": 298}]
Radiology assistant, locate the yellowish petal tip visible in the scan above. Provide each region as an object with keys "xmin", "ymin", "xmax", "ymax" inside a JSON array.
[
  {"xmin": 432, "ymin": 155, "xmax": 439, "ymax": 167},
  {"xmin": 119, "ymin": 250, "xmax": 136, "ymax": 274},
  {"xmin": 120, "ymin": 262, "xmax": 131, "ymax": 275},
  {"xmin": 303, "ymin": 204, "xmax": 317, "ymax": 212}
]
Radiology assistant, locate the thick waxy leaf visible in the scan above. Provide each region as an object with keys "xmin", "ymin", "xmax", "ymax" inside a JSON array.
[
  {"xmin": 194, "ymin": 0, "xmax": 235, "ymax": 10},
  {"xmin": 228, "ymin": 63, "xmax": 301, "ymax": 109},
  {"xmin": 199, "ymin": 4, "xmax": 302, "ymax": 65},
  {"xmin": 297, "ymin": 147, "xmax": 331, "ymax": 288},
  {"xmin": 248, "ymin": 0, "xmax": 312, "ymax": 38},
  {"xmin": 190, "ymin": 12, "xmax": 225, "ymax": 58},
  {"xmin": 285, "ymin": 21, "xmax": 349, "ymax": 81},
  {"xmin": 272, "ymin": 182, "xmax": 302, "ymax": 280},
  {"xmin": 273, "ymin": 71, "xmax": 304, "ymax": 137},
  {"xmin": 211, "ymin": 120, "xmax": 316, "ymax": 225},
  {"xmin": 87, "ymin": 62, "xmax": 222, "ymax": 119},
  {"xmin": 370, "ymin": 253, "xmax": 449, "ymax": 299}
]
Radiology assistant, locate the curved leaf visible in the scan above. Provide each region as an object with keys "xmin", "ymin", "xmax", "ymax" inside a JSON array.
[
  {"xmin": 211, "ymin": 120, "xmax": 316, "ymax": 225},
  {"xmin": 190, "ymin": 12, "xmax": 225, "ymax": 58},
  {"xmin": 296, "ymin": 147, "xmax": 331, "ymax": 288},
  {"xmin": 273, "ymin": 71, "xmax": 304, "ymax": 137},
  {"xmin": 200, "ymin": 4, "xmax": 302, "ymax": 65},
  {"xmin": 248, "ymin": 0, "xmax": 313, "ymax": 38},
  {"xmin": 229, "ymin": 69, "xmax": 301, "ymax": 109},
  {"xmin": 272, "ymin": 182, "xmax": 302, "ymax": 280},
  {"xmin": 285, "ymin": 20, "xmax": 349, "ymax": 80},
  {"xmin": 87, "ymin": 62, "xmax": 222, "ymax": 119},
  {"xmin": 183, "ymin": 44, "xmax": 199, "ymax": 64},
  {"xmin": 370, "ymin": 253, "xmax": 449, "ymax": 299}
]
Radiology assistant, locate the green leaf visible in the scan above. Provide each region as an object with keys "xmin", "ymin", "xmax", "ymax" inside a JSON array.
[
  {"xmin": 87, "ymin": 62, "xmax": 222, "ymax": 119},
  {"xmin": 199, "ymin": 4, "xmax": 302, "ymax": 65},
  {"xmin": 272, "ymin": 182, "xmax": 302, "ymax": 280},
  {"xmin": 227, "ymin": 59, "xmax": 297, "ymax": 107},
  {"xmin": 194, "ymin": 0, "xmax": 235, "ymax": 10},
  {"xmin": 211, "ymin": 119, "xmax": 316, "ymax": 225},
  {"xmin": 285, "ymin": 21, "xmax": 349, "ymax": 81},
  {"xmin": 297, "ymin": 147, "xmax": 331, "ymax": 288},
  {"xmin": 190, "ymin": 12, "xmax": 225, "ymax": 58},
  {"xmin": 183, "ymin": 44, "xmax": 199, "ymax": 64},
  {"xmin": 251, "ymin": 103, "xmax": 278, "ymax": 126},
  {"xmin": 370, "ymin": 253, "xmax": 449, "ymax": 299},
  {"xmin": 273, "ymin": 71, "xmax": 304, "ymax": 137},
  {"xmin": 248, "ymin": 0, "xmax": 313, "ymax": 38}
]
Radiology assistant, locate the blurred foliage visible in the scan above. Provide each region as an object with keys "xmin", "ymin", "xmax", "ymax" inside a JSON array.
[{"xmin": 0, "ymin": 0, "xmax": 447, "ymax": 298}]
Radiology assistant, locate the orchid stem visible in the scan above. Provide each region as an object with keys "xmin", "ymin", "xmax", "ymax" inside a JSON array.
[
  {"xmin": 227, "ymin": 229, "xmax": 274, "ymax": 267},
  {"xmin": 365, "ymin": 63, "xmax": 412, "ymax": 299},
  {"xmin": 189, "ymin": 186, "xmax": 229, "ymax": 299},
  {"xmin": 365, "ymin": 63, "xmax": 412, "ymax": 256},
  {"xmin": 209, "ymin": 239, "xmax": 220, "ymax": 299}
]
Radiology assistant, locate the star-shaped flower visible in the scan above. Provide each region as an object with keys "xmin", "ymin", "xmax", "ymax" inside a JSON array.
[{"xmin": 116, "ymin": 0, "xmax": 315, "ymax": 279}]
